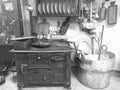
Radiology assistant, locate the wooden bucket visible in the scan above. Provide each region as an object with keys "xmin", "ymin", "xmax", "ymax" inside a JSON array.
[{"xmin": 76, "ymin": 50, "xmax": 115, "ymax": 89}]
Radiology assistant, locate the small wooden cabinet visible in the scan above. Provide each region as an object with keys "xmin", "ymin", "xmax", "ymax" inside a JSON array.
[{"xmin": 11, "ymin": 40, "xmax": 73, "ymax": 89}]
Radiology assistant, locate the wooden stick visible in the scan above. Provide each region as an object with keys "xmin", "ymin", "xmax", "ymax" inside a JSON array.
[
  {"xmin": 98, "ymin": 25, "xmax": 104, "ymax": 60},
  {"xmin": 91, "ymin": 37, "xmax": 94, "ymax": 54}
]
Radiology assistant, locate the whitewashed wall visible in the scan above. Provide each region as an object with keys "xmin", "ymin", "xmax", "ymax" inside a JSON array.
[{"xmin": 95, "ymin": 0, "xmax": 120, "ymax": 70}]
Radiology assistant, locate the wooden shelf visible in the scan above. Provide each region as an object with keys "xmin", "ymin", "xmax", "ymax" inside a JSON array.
[{"xmin": 37, "ymin": 14, "xmax": 79, "ymax": 17}]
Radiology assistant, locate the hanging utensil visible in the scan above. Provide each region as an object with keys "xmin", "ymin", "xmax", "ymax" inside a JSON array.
[
  {"xmin": 89, "ymin": 1, "xmax": 92, "ymax": 21},
  {"xmin": 99, "ymin": 2, "xmax": 107, "ymax": 20}
]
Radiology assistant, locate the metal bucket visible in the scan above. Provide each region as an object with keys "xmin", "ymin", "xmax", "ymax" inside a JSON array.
[{"xmin": 76, "ymin": 50, "xmax": 115, "ymax": 89}]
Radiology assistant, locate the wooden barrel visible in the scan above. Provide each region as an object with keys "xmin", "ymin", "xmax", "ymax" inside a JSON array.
[{"xmin": 76, "ymin": 50, "xmax": 115, "ymax": 89}]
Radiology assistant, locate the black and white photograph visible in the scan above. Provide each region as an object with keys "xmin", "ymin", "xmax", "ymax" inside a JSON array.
[{"xmin": 0, "ymin": 0, "xmax": 120, "ymax": 90}]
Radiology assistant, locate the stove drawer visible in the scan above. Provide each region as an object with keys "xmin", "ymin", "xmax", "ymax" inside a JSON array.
[
  {"xmin": 23, "ymin": 71, "xmax": 52, "ymax": 84},
  {"xmin": 53, "ymin": 74, "xmax": 65, "ymax": 83}
]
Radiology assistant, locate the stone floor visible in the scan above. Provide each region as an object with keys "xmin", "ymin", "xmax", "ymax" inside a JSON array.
[{"xmin": 0, "ymin": 67, "xmax": 120, "ymax": 90}]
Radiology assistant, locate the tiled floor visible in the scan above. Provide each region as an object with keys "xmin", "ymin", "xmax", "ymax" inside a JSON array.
[{"xmin": 0, "ymin": 68, "xmax": 120, "ymax": 90}]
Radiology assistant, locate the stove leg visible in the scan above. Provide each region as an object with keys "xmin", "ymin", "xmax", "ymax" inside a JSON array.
[
  {"xmin": 17, "ymin": 82, "xmax": 24, "ymax": 90},
  {"xmin": 18, "ymin": 87, "xmax": 22, "ymax": 90}
]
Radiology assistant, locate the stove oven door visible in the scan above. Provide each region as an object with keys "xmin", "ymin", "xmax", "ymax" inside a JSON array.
[{"xmin": 23, "ymin": 66, "xmax": 53, "ymax": 85}]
